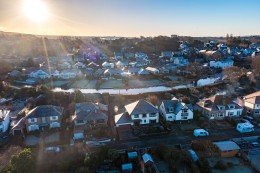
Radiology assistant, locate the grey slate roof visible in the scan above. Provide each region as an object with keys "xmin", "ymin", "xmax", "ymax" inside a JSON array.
[
  {"xmin": 26, "ymin": 105, "xmax": 63, "ymax": 118},
  {"xmin": 75, "ymin": 102, "xmax": 108, "ymax": 122},
  {"xmin": 213, "ymin": 141, "xmax": 240, "ymax": 151},
  {"xmin": 161, "ymin": 100, "xmax": 191, "ymax": 114},
  {"xmin": 125, "ymin": 99, "xmax": 159, "ymax": 115},
  {"xmin": 114, "ymin": 112, "xmax": 132, "ymax": 125}
]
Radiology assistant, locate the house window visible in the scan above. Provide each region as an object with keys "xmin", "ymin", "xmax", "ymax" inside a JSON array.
[
  {"xmin": 182, "ymin": 109, "xmax": 188, "ymax": 113},
  {"xmin": 228, "ymin": 112, "xmax": 234, "ymax": 116},
  {"xmin": 255, "ymin": 110, "xmax": 260, "ymax": 114},
  {"xmin": 217, "ymin": 105, "xmax": 225, "ymax": 110},
  {"xmin": 143, "ymin": 114, "xmax": 147, "ymax": 118},
  {"xmin": 256, "ymin": 104, "xmax": 260, "ymax": 108},
  {"xmin": 97, "ymin": 119, "xmax": 105, "ymax": 123},
  {"xmin": 134, "ymin": 115, "xmax": 139, "ymax": 118},
  {"xmin": 50, "ymin": 116, "xmax": 58, "ymax": 121},
  {"xmin": 168, "ymin": 116, "xmax": 173, "ymax": 119},
  {"xmin": 76, "ymin": 120, "xmax": 84, "ymax": 124},
  {"xmin": 29, "ymin": 118, "xmax": 37, "ymax": 123},
  {"xmin": 143, "ymin": 120, "xmax": 146, "ymax": 123},
  {"xmin": 168, "ymin": 107, "xmax": 174, "ymax": 113},
  {"xmin": 149, "ymin": 113, "xmax": 156, "ymax": 117},
  {"xmin": 228, "ymin": 104, "xmax": 235, "ymax": 109}
]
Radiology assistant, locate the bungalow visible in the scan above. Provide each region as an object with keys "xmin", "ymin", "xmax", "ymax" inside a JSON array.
[
  {"xmin": 213, "ymin": 141, "xmax": 240, "ymax": 157},
  {"xmin": 115, "ymin": 100, "xmax": 159, "ymax": 127},
  {"xmin": 160, "ymin": 51, "xmax": 173, "ymax": 58},
  {"xmin": 159, "ymin": 97, "xmax": 193, "ymax": 121},
  {"xmin": 170, "ymin": 56, "xmax": 189, "ymax": 66},
  {"xmin": 59, "ymin": 69, "xmax": 83, "ymax": 79},
  {"xmin": 116, "ymin": 61, "xmax": 129, "ymax": 68},
  {"xmin": 0, "ymin": 109, "xmax": 10, "ymax": 135},
  {"xmin": 73, "ymin": 102, "xmax": 108, "ymax": 140},
  {"xmin": 102, "ymin": 61, "xmax": 114, "ymax": 69},
  {"xmin": 146, "ymin": 67, "xmax": 159, "ymax": 75},
  {"xmin": 73, "ymin": 62, "xmax": 86, "ymax": 69},
  {"xmin": 138, "ymin": 68, "xmax": 150, "ymax": 76},
  {"xmin": 209, "ymin": 59, "xmax": 234, "ymax": 69},
  {"xmin": 242, "ymin": 91, "xmax": 260, "ymax": 116},
  {"xmin": 196, "ymin": 95, "xmax": 243, "ymax": 119},
  {"xmin": 124, "ymin": 53, "xmax": 135, "ymax": 59},
  {"xmin": 24, "ymin": 105, "xmax": 63, "ymax": 132},
  {"xmin": 200, "ymin": 50, "xmax": 222, "ymax": 61},
  {"xmin": 114, "ymin": 52, "xmax": 124, "ymax": 60},
  {"xmin": 135, "ymin": 52, "xmax": 148, "ymax": 60},
  {"xmin": 103, "ymin": 69, "xmax": 123, "ymax": 78},
  {"xmin": 57, "ymin": 61, "xmax": 72, "ymax": 70},
  {"xmin": 127, "ymin": 67, "xmax": 141, "ymax": 75},
  {"xmin": 28, "ymin": 69, "xmax": 50, "ymax": 79}
]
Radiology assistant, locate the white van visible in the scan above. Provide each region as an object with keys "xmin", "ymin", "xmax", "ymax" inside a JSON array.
[
  {"xmin": 236, "ymin": 123, "xmax": 254, "ymax": 133},
  {"xmin": 193, "ymin": 129, "xmax": 209, "ymax": 137}
]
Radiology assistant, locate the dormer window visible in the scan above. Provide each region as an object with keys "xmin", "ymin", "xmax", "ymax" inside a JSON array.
[
  {"xmin": 168, "ymin": 107, "xmax": 174, "ymax": 113},
  {"xmin": 227, "ymin": 104, "xmax": 235, "ymax": 109},
  {"xmin": 217, "ymin": 105, "xmax": 225, "ymax": 110}
]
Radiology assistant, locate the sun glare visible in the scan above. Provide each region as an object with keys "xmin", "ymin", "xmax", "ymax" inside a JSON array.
[{"xmin": 22, "ymin": 0, "xmax": 49, "ymax": 22}]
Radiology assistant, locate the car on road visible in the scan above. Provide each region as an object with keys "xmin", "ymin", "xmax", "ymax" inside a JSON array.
[
  {"xmin": 193, "ymin": 129, "xmax": 209, "ymax": 137},
  {"xmin": 45, "ymin": 146, "xmax": 61, "ymax": 153},
  {"xmin": 243, "ymin": 116, "xmax": 258, "ymax": 125}
]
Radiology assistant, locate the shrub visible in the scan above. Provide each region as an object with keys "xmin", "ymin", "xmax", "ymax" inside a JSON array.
[{"xmin": 214, "ymin": 160, "xmax": 227, "ymax": 170}]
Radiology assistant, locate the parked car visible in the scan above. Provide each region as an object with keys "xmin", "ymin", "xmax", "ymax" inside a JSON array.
[
  {"xmin": 193, "ymin": 129, "xmax": 209, "ymax": 137},
  {"xmin": 45, "ymin": 147, "xmax": 61, "ymax": 153},
  {"xmin": 243, "ymin": 116, "xmax": 258, "ymax": 125},
  {"xmin": 236, "ymin": 123, "xmax": 254, "ymax": 133}
]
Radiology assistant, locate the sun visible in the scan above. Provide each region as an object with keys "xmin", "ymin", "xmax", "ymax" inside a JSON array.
[{"xmin": 22, "ymin": 0, "xmax": 49, "ymax": 22}]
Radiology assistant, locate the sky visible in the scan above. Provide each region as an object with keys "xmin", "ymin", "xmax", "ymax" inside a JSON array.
[{"xmin": 0, "ymin": 0, "xmax": 260, "ymax": 37}]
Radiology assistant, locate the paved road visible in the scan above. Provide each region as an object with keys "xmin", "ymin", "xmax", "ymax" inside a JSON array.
[{"xmin": 107, "ymin": 127, "xmax": 260, "ymax": 151}]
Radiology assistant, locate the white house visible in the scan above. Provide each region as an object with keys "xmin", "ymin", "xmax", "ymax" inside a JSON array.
[
  {"xmin": 115, "ymin": 100, "xmax": 159, "ymax": 127},
  {"xmin": 159, "ymin": 98, "xmax": 193, "ymax": 121},
  {"xmin": 209, "ymin": 59, "xmax": 234, "ymax": 69},
  {"xmin": 0, "ymin": 109, "xmax": 11, "ymax": 134},
  {"xmin": 135, "ymin": 52, "xmax": 148, "ymax": 60},
  {"xmin": 146, "ymin": 67, "xmax": 159, "ymax": 75},
  {"xmin": 242, "ymin": 91, "xmax": 260, "ymax": 116},
  {"xmin": 28, "ymin": 69, "xmax": 50, "ymax": 79},
  {"xmin": 59, "ymin": 69, "xmax": 83, "ymax": 79}
]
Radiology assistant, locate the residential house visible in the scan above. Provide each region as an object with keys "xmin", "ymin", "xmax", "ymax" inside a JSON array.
[
  {"xmin": 102, "ymin": 61, "xmax": 114, "ymax": 69},
  {"xmin": 170, "ymin": 56, "xmax": 189, "ymax": 66},
  {"xmin": 213, "ymin": 141, "xmax": 240, "ymax": 157},
  {"xmin": 114, "ymin": 52, "xmax": 124, "ymax": 60},
  {"xmin": 115, "ymin": 100, "xmax": 159, "ymax": 127},
  {"xmin": 146, "ymin": 67, "xmax": 159, "ymax": 74},
  {"xmin": 160, "ymin": 51, "xmax": 173, "ymax": 58},
  {"xmin": 138, "ymin": 68, "xmax": 150, "ymax": 76},
  {"xmin": 116, "ymin": 61, "xmax": 129, "ymax": 68},
  {"xmin": 124, "ymin": 53, "xmax": 135, "ymax": 59},
  {"xmin": 196, "ymin": 95, "xmax": 243, "ymax": 119},
  {"xmin": 73, "ymin": 62, "xmax": 86, "ymax": 69},
  {"xmin": 209, "ymin": 59, "xmax": 234, "ymax": 69},
  {"xmin": 0, "ymin": 109, "xmax": 10, "ymax": 135},
  {"xmin": 103, "ymin": 69, "xmax": 123, "ymax": 78},
  {"xmin": 25, "ymin": 105, "xmax": 63, "ymax": 132},
  {"xmin": 59, "ymin": 69, "xmax": 83, "ymax": 79},
  {"xmin": 28, "ymin": 69, "xmax": 50, "ymax": 79},
  {"xmin": 241, "ymin": 91, "xmax": 260, "ymax": 116},
  {"xmin": 127, "ymin": 67, "xmax": 141, "ymax": 75},
  {"xmin": 135, "ymin": 52, "xmax": 148, "ymax": 60},
  {"xmin": 159, "ymin": 67, "xmax": 170, "ymax": 74},
  {"xmin": 57, "ymin": 61, "xmax": 72, "ymax": 70},
  {"xmin": 73, "ymin": 102, "xmax": 108, "ymax": 139},
  {"xmin": 159, "ymin": 98, "xmax": 193, "ymax": 121},
  {"xmin": 200, "ymin": 50, "xmax": 222, "ymax": 61}
]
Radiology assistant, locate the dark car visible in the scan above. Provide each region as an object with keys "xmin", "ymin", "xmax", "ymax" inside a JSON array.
[{"xmin": 243, "ymin": 116, "xmax": 258, "ymax": 125}]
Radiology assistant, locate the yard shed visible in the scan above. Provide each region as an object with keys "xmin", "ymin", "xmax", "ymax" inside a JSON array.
[{"xmin": 213, "ymin": 141, "xmax": 240, "ymax": 157}]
